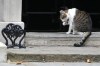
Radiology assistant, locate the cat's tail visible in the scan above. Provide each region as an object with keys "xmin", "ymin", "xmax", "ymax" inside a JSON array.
[{"xmin": 74, "ymin": 32, "xmax": 91, "ymax": 47}]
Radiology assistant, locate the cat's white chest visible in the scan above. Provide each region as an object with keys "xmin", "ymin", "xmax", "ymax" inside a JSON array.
[
  {"xmin": 67, "ymin": 8, "xmax": 77, "ymax": 22},
  {"xmin": 66, "ymin": 8, "xmax": 77, "ymax": 34}
]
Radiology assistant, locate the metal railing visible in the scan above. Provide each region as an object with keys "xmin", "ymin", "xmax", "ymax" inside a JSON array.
[{"xmin": 2, "ymin": 23, "xmax": 26, "ymax": 48}]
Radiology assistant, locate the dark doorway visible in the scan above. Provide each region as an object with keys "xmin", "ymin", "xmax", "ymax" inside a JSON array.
[{"xmin": 22, "ymin": 0, "xmax": 100, "ymax": 32}]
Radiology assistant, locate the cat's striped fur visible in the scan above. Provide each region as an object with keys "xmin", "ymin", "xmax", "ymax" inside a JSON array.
[{"xmin": 60, "ymin": 7, "xmax": 92, "ymax": 47}]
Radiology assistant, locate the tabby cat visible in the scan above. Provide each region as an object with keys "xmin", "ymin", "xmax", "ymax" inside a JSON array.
[{"xmin": 60, "ymin": 7, "xmax": 92, "ymax": 47}]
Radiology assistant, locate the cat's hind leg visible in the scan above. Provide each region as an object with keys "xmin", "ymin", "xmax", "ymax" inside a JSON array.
[
  {"xmin": 74, "ymin": 32, "xmax": 91, "ymax": 47},
  {"xmin": 72, "ymin": 29, "xmax": 78, "ymax": 35},
  {"xmin": 72, "ymin": 28, "xmax": 84, "ymax": 35}
]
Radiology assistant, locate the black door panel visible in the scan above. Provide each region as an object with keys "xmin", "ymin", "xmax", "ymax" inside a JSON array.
[{"xmin": 22, "ymin": 0, "xmax": 100, "ymax": 32}]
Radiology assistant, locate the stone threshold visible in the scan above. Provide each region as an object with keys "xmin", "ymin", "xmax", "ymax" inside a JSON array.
[
  {"xmin": 25, "ymin": 32, "xmax": 100, "ymax": 47},
  {"xmin": 25, "ymin": 32, "xmax": 100, "ymax": 38}
]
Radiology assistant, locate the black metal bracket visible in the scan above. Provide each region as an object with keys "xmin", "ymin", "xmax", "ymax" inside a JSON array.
[{"xmin": 2, "ymin": 23, "xmax": 26, "ymax": 48}]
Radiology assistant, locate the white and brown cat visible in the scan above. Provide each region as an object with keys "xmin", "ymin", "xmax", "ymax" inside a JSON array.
[{"xmin": 60, "ymin": 7, "xmax": 92, "ymax": 47}]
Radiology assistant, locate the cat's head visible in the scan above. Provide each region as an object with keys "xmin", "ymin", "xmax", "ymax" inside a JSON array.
[{"xmin": 59, "ymin": 7, "xmax": 69, "ymax": 26}]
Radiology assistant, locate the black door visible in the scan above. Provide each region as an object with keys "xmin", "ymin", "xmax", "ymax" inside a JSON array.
[{"xmin": 22, "ymin": 0, "xmax": 100, "ymax": 32}]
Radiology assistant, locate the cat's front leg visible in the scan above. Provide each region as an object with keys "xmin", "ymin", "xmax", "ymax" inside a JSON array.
[
  {"xmin": 66, "ymin": 24, "xmax": 72, "ymax": 34},
  {"xmin": 66, "ymin": 32, "xmax": 71, "ymax": 34}
]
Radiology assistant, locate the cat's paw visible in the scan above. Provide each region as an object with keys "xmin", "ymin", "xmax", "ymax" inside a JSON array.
[
  {"xmin": 74, "ymin": 42, "xmax": 84, "ymax": 47},
  {"xmin": 72, "ymin": 32, "xmax": 78, "ymax": 35},
  {"xmin": 66, "ymin": 32, "xmax": 71, "ymax": 34}
]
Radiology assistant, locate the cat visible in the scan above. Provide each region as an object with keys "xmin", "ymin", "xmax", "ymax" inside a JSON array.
[{"xmin": 60, "ymin": 7, "xmax": 92, "ymax": 47}]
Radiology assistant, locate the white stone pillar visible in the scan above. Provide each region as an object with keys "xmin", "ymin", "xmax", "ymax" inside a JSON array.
[
  {"xmin": 0, "ymin": 0, "xmax": 4, "ymax": 21},
  {"xmin": 0, "ymin": 0, "xmax": 24, "ymax": 44},
  {"xmin": 4, "ymin": 0, "xmax": 22, "ymax": 22},
  {"xmin": 0, "ymin": 0, "xmax": 22, "ymax": 22}
]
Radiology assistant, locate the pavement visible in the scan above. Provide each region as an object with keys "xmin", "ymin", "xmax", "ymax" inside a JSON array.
[
  {"xmin": 0, "ymin": 63, "xmax": 24, "ymax": 66},
  {"xmin": 1, "ymin": 62, "xmax": 100, "ymax": 66},
  {"xmin": 23, "ymin": 62, "xmax": 100, "ymax": 66}
]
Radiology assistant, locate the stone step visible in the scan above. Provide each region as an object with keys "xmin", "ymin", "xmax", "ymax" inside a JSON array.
[
  {"xmin": 7, "ymin": 47, "xmax": 100, "ymax": 62},
  {"xmin": 25, "ymin": 32, "xmax": 100, "ymax": 47}
]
